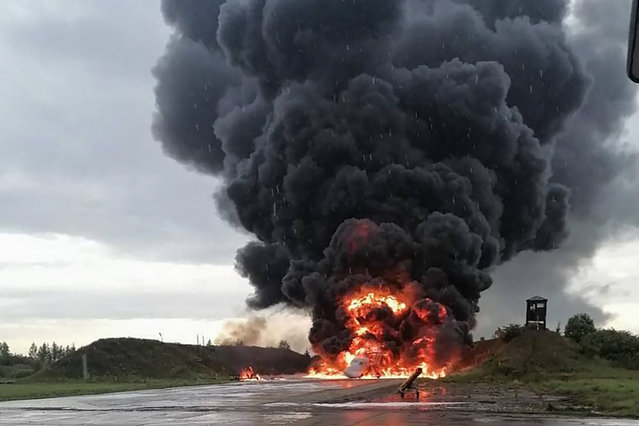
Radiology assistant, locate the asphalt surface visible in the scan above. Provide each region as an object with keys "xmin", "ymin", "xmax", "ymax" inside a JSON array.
[{"xmin": 1, "ymin": 379, "xmax": 638, "ymax": 425}]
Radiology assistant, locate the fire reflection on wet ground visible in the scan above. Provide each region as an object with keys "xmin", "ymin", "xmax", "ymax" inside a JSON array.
[
  {"xmin": 377, "ymin": 385, "xmax": 449, "ymax": 403},
  {"xmin": 1, "ymin": 379, "xmax": 638, "ymax": 425}
]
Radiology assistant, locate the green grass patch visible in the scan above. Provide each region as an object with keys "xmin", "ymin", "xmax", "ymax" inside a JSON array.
[
  {"xmin": 439, "ymin": 330, "xmax": 639, "ymax": 418},
  {"xmin": 0, "ymin": 378, "xmax": 230, "ymax": 402},
  {"xmin": 444, "ymin": 370, "xmax": 639, "ymax": 417},
  {"xmin": 537, "ymin": 376, "xmax": 639, "ymax": 418}
]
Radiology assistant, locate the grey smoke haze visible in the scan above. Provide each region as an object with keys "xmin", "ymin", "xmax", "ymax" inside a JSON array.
[
  {"xmin": 153, "ymin": 0, "xmax": 638, "ymax": 354},
  {"xmin": 214, "ymin": 316, "xmax": 309, "ymax": 351},
  {"xmin": 214, "ymin": 316, "xmax": 267, "ymax": 346}
]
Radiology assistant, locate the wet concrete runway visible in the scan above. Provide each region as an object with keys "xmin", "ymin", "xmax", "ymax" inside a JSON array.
[{"xmin": 0, "ymin": 379, "xmax": 638, "ymax": 425}]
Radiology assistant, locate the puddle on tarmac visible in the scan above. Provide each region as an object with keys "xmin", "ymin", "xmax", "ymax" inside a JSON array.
[
  {"xmin": 314, "ymin": 401, "xmax": 469, "ymax": 409},
  {"xmin": 263, "ymin": 412, "xmax": 313, "ymax": 424},
  {"xmin": 264, "ymin": 401, "xmax": 469, "ymax": 410},
  {"xmin": 375, "ymin": 386, "xmax": 450, "ymax": 403}
]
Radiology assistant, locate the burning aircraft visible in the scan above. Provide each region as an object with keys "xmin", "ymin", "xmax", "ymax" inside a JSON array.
[{"xmin": 152, "ymin": 0, "xmax": 615, "ymax": 378}]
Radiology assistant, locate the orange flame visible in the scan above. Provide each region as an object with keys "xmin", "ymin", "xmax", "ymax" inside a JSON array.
[
  {"xmin": 239, "ymin": 366, "xmax": 261, "ymax": 381},
  {"xmin": 307, "ymin": 285, "xmax": 452, "ymax": 379}
]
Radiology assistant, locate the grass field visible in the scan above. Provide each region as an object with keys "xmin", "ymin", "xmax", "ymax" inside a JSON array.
[
  {"xmin": 442, "ymin": 331, "xmax": 639, "ymax": 418},
  {"xmin": 538, "ymin": 376, "xmax": 639, "ymax": 417},
  {"xmin": 0, "ymin": 378, "xmax": 229, "ymax": 402},
  {"xmin": 442, "ymin": 372, "xmax": 639, "ymax": 417},
  {"xmin": 0, "ymin": 338, "xmax": 310, "ymax": 402}
]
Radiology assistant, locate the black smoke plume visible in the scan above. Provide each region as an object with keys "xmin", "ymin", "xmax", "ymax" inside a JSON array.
[
  {"xmin": 153, "ymin": 0, "xmax": 636, "ymax": 362},
  {"xmin": 475, "ymin": 0, "xmax": 638, "ymax": 334}
]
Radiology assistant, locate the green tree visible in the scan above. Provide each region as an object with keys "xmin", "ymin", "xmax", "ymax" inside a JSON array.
[
  {"xmin": 28, "ymin": 343, "xmax": 38, "ymax": 359},
  {"xmin": 51, "ymin": 342, "xmax": 60, "ymax": 362},
  {"xmin": 582, "ymin": 329, "xmax": 639, "ymax": 369},
  {"xmin": 0, "ymin": 342, "xmax": 10, "ymax": 364},
  {"xmin": 37, "ymin": 343, "xmax": 50, "ymax": 364},
  {"xmin": 64, "ymin": 344, "xmax": 76, "ymax": 357},
  {"xmin": 565, "ymin": 313, "xmax": 596, "ymax": 343},
  {"xmin": 278, "ymin": 340, "xmax": 291, "ymax": 350},
  {"xmin": 494, "ymin": 324, "xmax": 524, "ymax": 342}
]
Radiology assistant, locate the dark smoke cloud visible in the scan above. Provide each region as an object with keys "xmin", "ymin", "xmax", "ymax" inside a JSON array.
[
  {"xmin": 477, "ymin": 0, "xmax": 639, "ymax": 336},
  {"xmin": 153, "ymin": 0, "xmax": 637, "ymax": 354},
  {"xmin": 160, "ymin": 0, "xmax": 225, "ymax": 48},
  {"xmin": 152, "ymin": 35, "xmax": 239, "ymax": 174},
  {"xmin": 463, "ymin": 0, "xmax": 568, "ymax": 27}
]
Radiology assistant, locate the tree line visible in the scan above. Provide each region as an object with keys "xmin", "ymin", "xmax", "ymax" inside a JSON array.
[
  {"xmin": 28, "ymin": 342, "xmax": 76, "ymax": 364},
  {"xmin": 0, "ymin": 341, "xmax": 76, "ymax": 366}
]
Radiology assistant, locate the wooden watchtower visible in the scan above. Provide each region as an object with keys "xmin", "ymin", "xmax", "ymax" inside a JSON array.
[{"xmin": 526, "ymin": 296, "xmax": 547, "ymax": 330}]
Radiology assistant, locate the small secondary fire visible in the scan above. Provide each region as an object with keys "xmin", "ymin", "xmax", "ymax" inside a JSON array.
[{"xmin": 239, "ymin": 366, "xmax": 261, "ymax": 381}]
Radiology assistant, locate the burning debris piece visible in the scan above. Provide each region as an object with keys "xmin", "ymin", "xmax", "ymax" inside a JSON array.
[
  {"xmin": 154, "ymin": 1, "xmax": 593, "ymax": 379},
  {"xmin": 239, "ymin": 366, "xmax": 261, "ymax": 381},
  {"xmin": 344, "ymin": 357, "xmax": 370, "ymax": 379}
]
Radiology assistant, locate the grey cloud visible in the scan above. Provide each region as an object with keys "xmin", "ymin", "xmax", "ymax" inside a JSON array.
[
  {"xmin": 0, "ymin": 0, "xmax": 247, "ymax": 264},
  {"xmin": 1, "ymin": 288, "xmax": 247, "ymax": 321}
]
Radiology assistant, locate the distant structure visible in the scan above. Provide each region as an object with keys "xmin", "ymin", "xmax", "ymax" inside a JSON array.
[{"xmin": 526, "ymin": 296, "xmax": 547, "ymax": 330}]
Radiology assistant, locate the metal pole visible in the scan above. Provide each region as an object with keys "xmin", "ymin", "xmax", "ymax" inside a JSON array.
[{"xmin": 82, "ymin": 354, "xmax": 89, "ymax": 379}]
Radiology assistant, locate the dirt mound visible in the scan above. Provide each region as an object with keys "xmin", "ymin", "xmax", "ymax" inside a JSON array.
[
  {"xmin": 458, "ymin": 329, "xmax": 603, "ymax": 379},
  {"xmin": 213, "ymin": 345, "xmax": 311, "ymax": 375},
  {"xmin": 29, "ymin": 338, "xmax": 311, "ymax": 381},
  {"xmin": 455, "ymin": 337, "xmax": 505, "ymax": 372}
]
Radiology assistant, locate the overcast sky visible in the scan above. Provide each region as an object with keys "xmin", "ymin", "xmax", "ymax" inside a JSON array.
[{"xmin": 1, "ymin": 0, "xmax": 638, "ymax": 355}]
